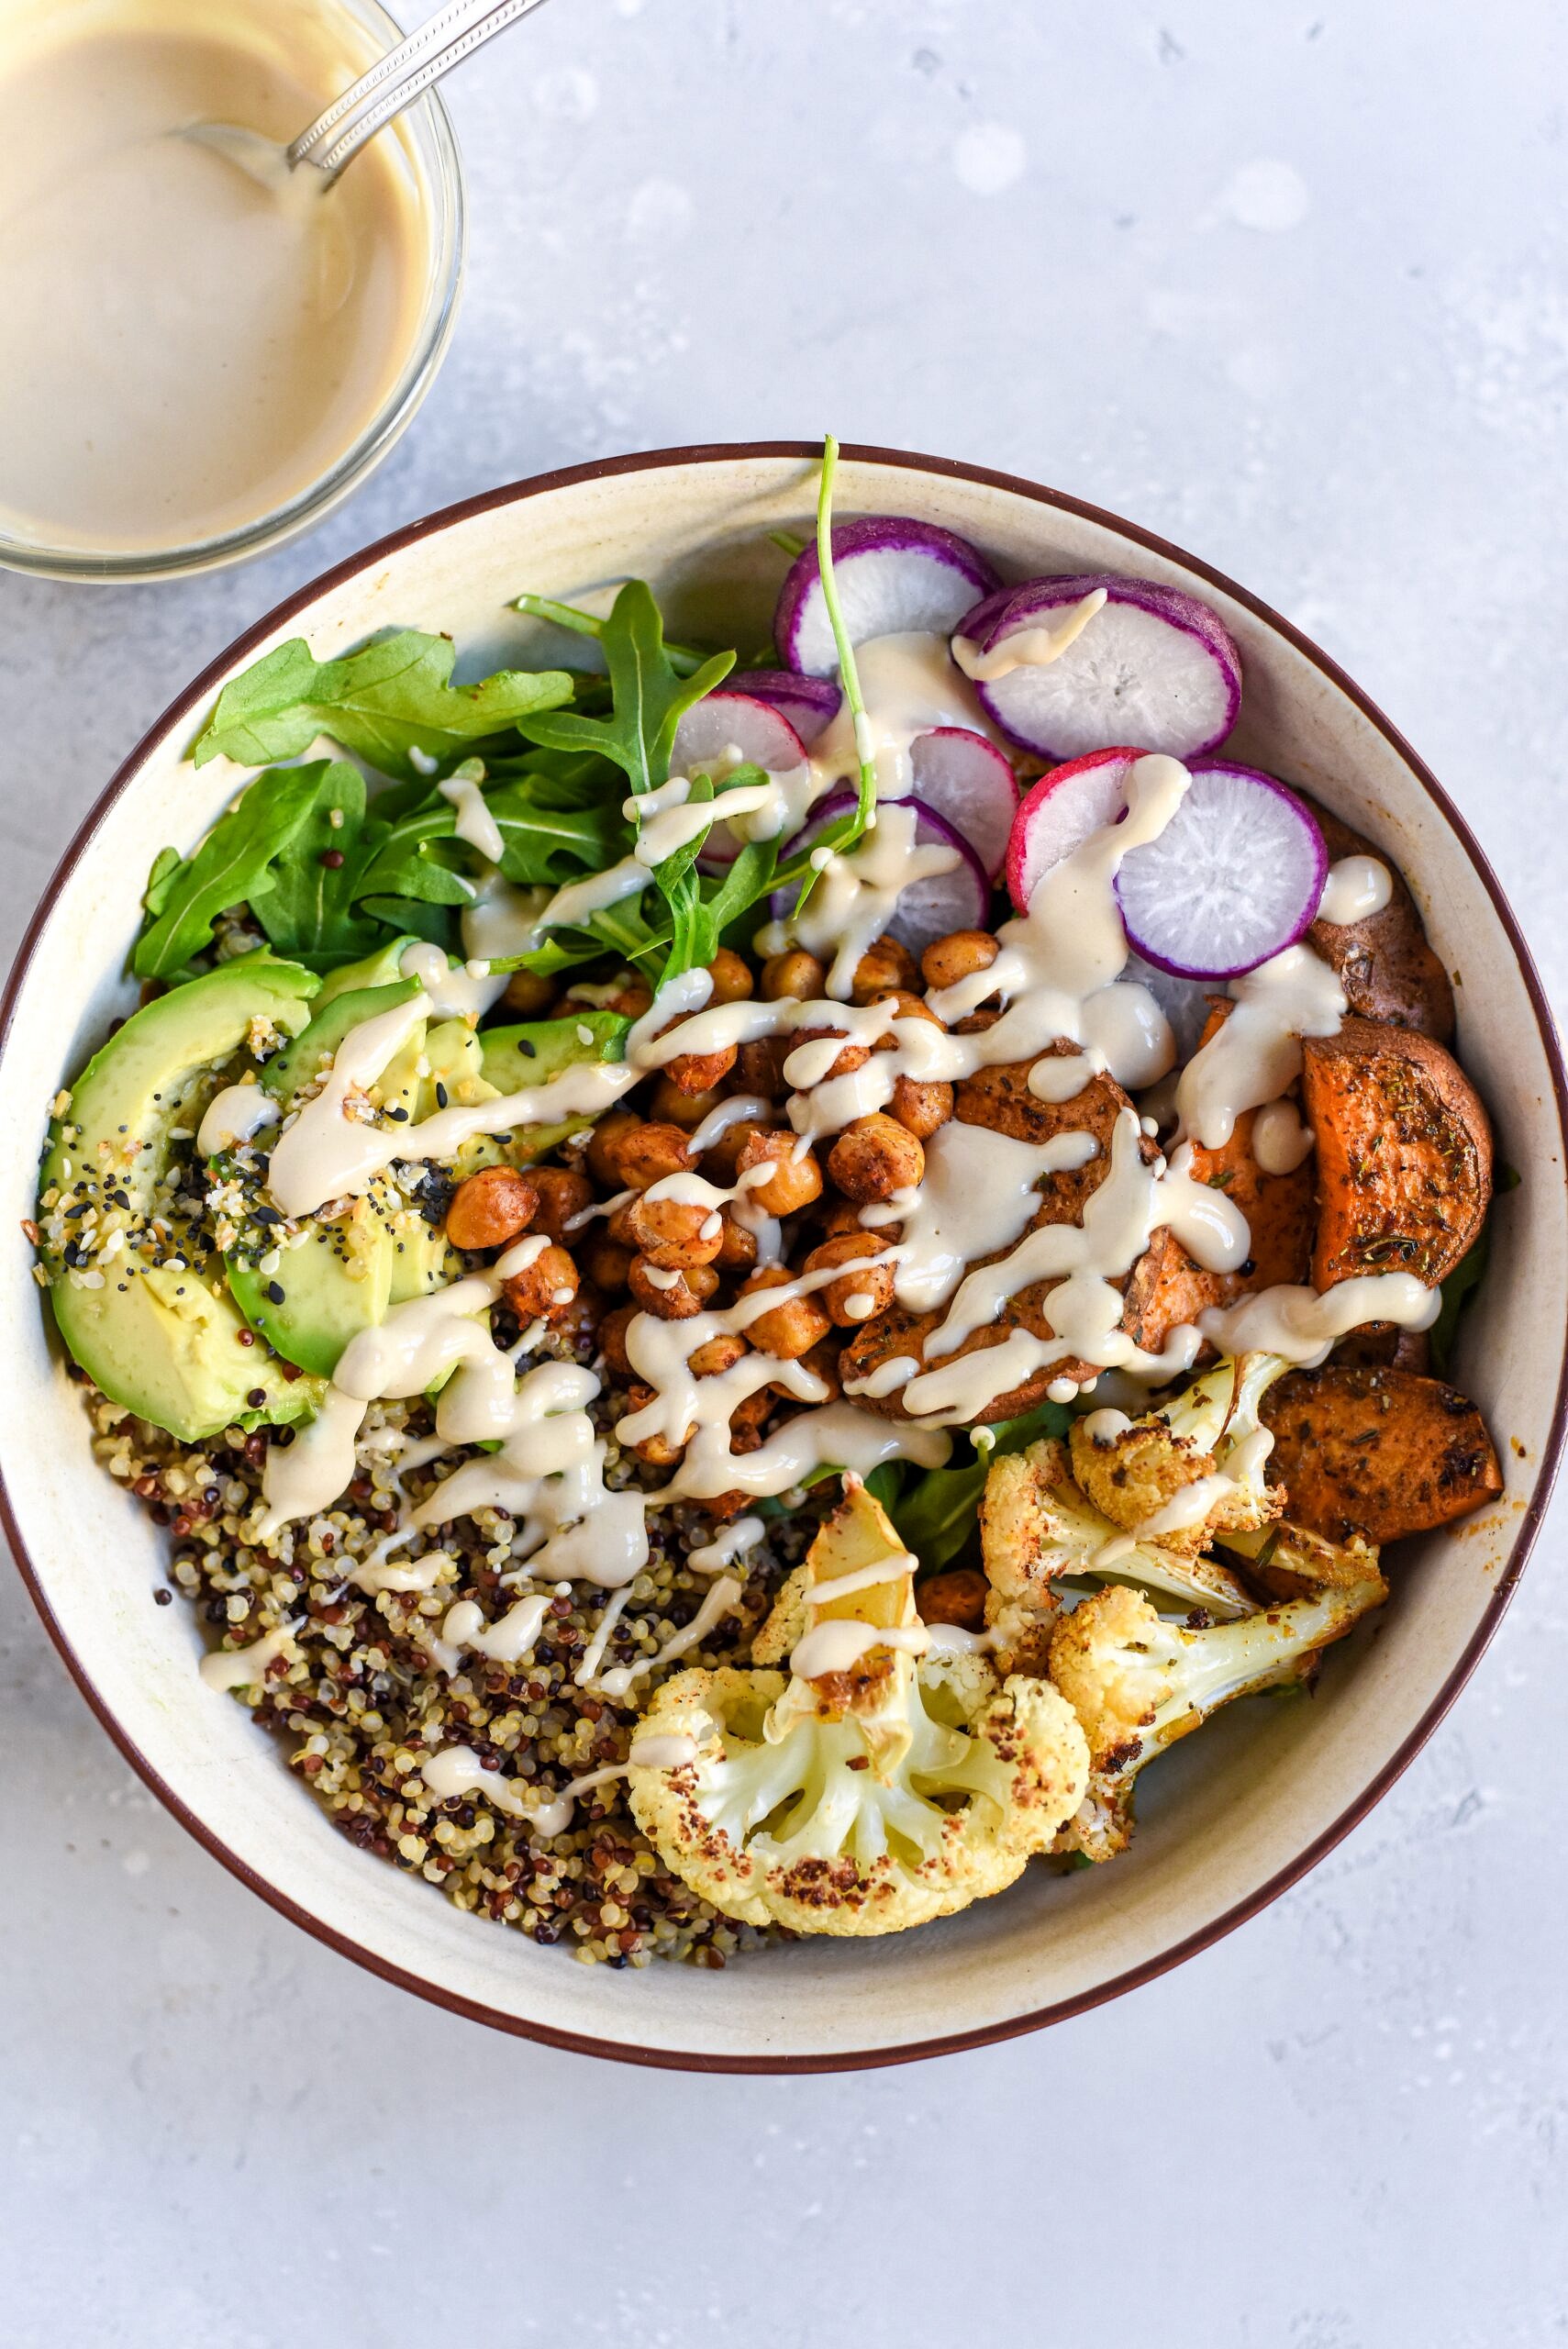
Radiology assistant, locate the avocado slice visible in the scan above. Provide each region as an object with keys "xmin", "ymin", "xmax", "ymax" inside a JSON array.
[
  {"xmin": 39, "ymin": 955, "xmax": 325, "ymax": 1442},
  {"xmin": 470, "ymin": 1011, "xmax": 630, "ymax": 1169},
  {"xmin": 227, "ymin": 1190, "xmax": 398, "ymax": 1379},
  {"xmin": 312, "ymin": 935, "xmax": 420, "ymax": 1013},
  {"xmin": 261, "ymin": 977, "xmax": 422, "ymax": 1106}
]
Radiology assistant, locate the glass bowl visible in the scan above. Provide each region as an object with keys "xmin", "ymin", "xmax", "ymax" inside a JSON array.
[{"xmin": 0, "ymin": 0, "xmax": 464, "ymax": 584}]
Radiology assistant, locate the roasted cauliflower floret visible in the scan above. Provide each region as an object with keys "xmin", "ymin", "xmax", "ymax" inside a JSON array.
[
  {"xmin": 1048, "ymin": 1559, "xmax": 1387, "ymax": 1863},
  {"xmin": 627, "ymin": 1480, "xmax": 1089, "ymax": 1935},
  {"xmin": 1068, "ymin": 1353, "xmax": 1290, "ymax": 1556},
  {"xmin": 980, "ymin": 1436, "xmax": 1252, "ymax": 1674}
]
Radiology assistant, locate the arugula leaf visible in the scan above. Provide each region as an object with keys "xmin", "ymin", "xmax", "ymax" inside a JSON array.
[
  {"xmin": 358, "ymin": 896, "xmax": 461, "ymax": 950},
  {"xmin": 131, "ymin": 763, "xmax": 327, "ymax": 980},
  {"xmin": 517, "ymin": 582, "xmax": 733, "ymax": 802},
  {"xmin": 249, "ymin": 761, "xmax": 396, "ymax": 968},
  {"xmin": 512, "ymin": 591, "xmax": 708, "ymax": 679},
  {"xmin": 191, "ymin": 632, "xmax": 575, "ymax": 780},
  {"xmin": 487, "ymin": 779, "xmax": 630, "ymax": 887}
]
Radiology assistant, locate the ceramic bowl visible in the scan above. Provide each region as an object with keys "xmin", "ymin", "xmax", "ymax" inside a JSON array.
[{"xmin": 4, "ymin": 444, "xmax": 1562, "ymax": 2070}]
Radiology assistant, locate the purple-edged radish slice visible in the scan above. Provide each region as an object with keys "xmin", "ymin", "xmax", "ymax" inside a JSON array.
[
  {"xmin": 671, "ymin": 691, "xmax": 810, "ymax": 872},
  {"xmin": 775, "ymin": 518, "xmax": 999, "ymax": 677},
  {"xmin": 672, "ymin": 690, "xmax": 808, "ymax": 780},
  {"xmin": 955, "ymin": 573, "xmax": 1241, "ymax": 763},
  {"xmin": 727, "ymin": 670, "xmax": 842, "ymax": 746},
  {"xmin": 770, "ymin": 790, "xmax": 989, "ymax": 953},
  {"xmin": 1006, "ymin": 745, "xmax": 1143, "ymax": 914},
  {"xmin": 906, "ymin": 728, "xmax": 1019, "ymax": 880},
  {"xmin": 1113, "ymin": 760, "xmax": 1328, "ymax": 980}
]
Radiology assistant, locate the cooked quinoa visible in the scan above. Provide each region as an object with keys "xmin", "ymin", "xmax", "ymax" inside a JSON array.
[{"xmin": 85, "ymin": 1337, "xmax": 819, "ymax": 1967}]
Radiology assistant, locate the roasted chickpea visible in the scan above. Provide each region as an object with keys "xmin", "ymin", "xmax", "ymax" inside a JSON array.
[
  {"xmin": 815, "ymin": 1197, "xmax": 866, "ymax": 1241},
  {"xmin": 689, "ymin": 1333, "xmax": 748, "ymax": 1379},
  {"xmin": 599, "ymin": 1303, "xmax": 638, "ymax": 1378},
  {"xmin": 871, "ymin": 987, "xmax": 941, "ymax": 1027},
  {"xmin": 761, "ymin": 948, "xmax": 827, "ymax": 1002},
  {"xmin": 444, "ymin": 1165, "xmax": 539, "ymax": 1252},
  {"xmin": 584, "ymin": 1236, "xmax": 634, "ymax": 1292},
  {"xmin": 828, "ymin": 1114, "xmax": 925, "ymax": 1203},
  {"xmin": 739, "ymin": 1265, "xmax": 831, "ymax": 1361},
  {"xmin": 553, "ymin": 1280, "xmax": 606, "ymax": 1353},
  {"xmin": 714, "ymin": 1208, "xmax": 759, "ymax": 1272},
  {"xmin": 527, "ymin": 1164, "xmax": 594, "ymax": 1241},
  {"xmin": 501, "ymin": 969, "xmax": 555, "ymax": 1018},
  {"xmin": 606, "ymin": 1120, "xmax": 696, "ymax": 1191},
  {"xmin": 785, "ymin": 1025, "xmax": 870, "ymax": 1084},
  {"xmin": 501, "ymin": 1240, "xmax": 579, "ymax": 1324},
  {"xmin": 628, "ymin": 1257, "xmax": 720, "ymax": 1319},
  {"xmin": 729, "ymin": 1386, "xmax": 774, "ymax": 1433},
  {"xmin": 566, "ymin": 972, "xmax": 651, "ymax": 1019},
  {"xmin": 890, "ymin": 1075, "xmax": 953, "ymax": 1140},
  {"xmin": 648, "ymin": 1077, "xmax": 726, "ymax": 1129},
  {"xmin": 917, "ymin": 1566, "xmax": 987, "ymax": 1631},
  {"xmin": 586, "ymin": 1108, "xmax": 640, "ymax": 1189},
  {"xmin": 736, "ymin": 1130, "xmax": 824, "ymax": 1218},
  {"xmin": 920, "ymin": 930, "xmax": 1000, "ymax": 993},
  {"xmin": 803, "ymin": 1231, "xmax": 896, "ymax": 1327},
  {"xmin": 700, "ymin": 1117, "xmax": 776, "ymax": 1184},
  {"xmin": 662, "ymin": 1042, "xmax": 739, "ymax": 1097},
  {"xmin": 606, "ymin": 1197, "xmax": 644, "ymax": 1249},
  {"xmin": 849, "ymin": 933, "xmax": 918, "ymax": 1003},
  {"xmin": 797, "ymin": 1335, "xmax": 844, "ymax": 1402},
  {"xmin": 622, "ymin": 1388, "xmax": 687, "ymax": 1468},
  {"xmin": 705, "ymin": 947, "xmax": 754, "ymax": 1006},
  {"xmin": 735, "ymin": 1036, "xmax": 788, "ymax": 1099},
  {"xmin": 626, "ymin": 1191, "xmax": 725, "ymax": 1270}
]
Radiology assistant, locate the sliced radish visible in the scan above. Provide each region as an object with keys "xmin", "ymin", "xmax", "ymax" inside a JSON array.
[
  {"xmin": 771, "ymin": 790, "xmax": 989, "ymax": 952},
  {"xmin": 907, "ymin": 728, "xmax": 1019, "ymax": 880},
  {"xmin": 1113, "ymin": 760, "xmax": 1328, "ymax": 980},
  {"xmin": 672, "ymin": 690, "xmax": 808, "ymax": 779},
  {"xmin": 1006, "ymin": 746, "xmax": 1142, "ymax": 914},
  {"xmin": 671, "ymin": 692, "xmax": 811, "ymax": 874},
  {"xmin": 958, "ymin": 573, "xmax": 1241, "ymax": 763},
  {"xmin": 776, "ymin": 518, "xmax": 999, "ymax": 678},
  {"xmin": 727, "ymin": 669, "xmax": 842, "ymax": 746}
]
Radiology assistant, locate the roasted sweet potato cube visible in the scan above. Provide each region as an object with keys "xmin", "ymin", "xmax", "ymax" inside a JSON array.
[
  {"xmin": 1261, "ymin": 1365, "xmax": 1502, "ymax": 1544},
  {"xmin": 1301, "ymin": 1018, "xmax": 1491, "ymax": 1290},
  {"xmin": 1304, "ymin": 799, "xmax": 1455, "ymax": 1042}
]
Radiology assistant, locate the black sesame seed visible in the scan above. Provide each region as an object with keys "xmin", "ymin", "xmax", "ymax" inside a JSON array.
[
  {"xmin": 266, "ymin": 1281, "xmax": 285, "ymax": 1304},
  {"xmin": 518, "ymin": 1040, "xmax": 537, "ymax": 1059},
  {"xmin": 435, "ymin": 1084, "xmax": 449, "ymax": 1110}
]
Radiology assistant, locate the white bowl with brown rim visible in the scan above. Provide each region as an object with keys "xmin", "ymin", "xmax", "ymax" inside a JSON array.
[{"xmin": 3, "ymin": 443, "xmax": 1562, "ymax": 2070}]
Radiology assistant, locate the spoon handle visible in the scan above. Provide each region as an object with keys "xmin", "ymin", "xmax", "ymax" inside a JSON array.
[{"xmin": 291, "ymin": 0, "xmax": 556, "ymax": 176}]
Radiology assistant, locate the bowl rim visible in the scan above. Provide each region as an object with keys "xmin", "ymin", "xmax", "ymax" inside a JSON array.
[{"xmin": 6, "ymin": 437, "xmax": 1565, "ymax": 2072}]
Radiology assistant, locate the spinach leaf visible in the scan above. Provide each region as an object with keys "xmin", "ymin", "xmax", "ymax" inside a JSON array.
[
  {"xmin": 191, "ymin": 631, "xmax": 575, "ymax": 780},
  {"xmin": 131, "ymin": 762, "xmax": 327, "ymax": 980}
]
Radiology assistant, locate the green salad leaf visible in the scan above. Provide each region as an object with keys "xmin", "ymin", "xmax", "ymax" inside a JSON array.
[
  {"xmin": 517, "ymin": 581, "xmax": 733, "ymax": 801},
  {"xmin": 893, "ymin": 1398, "xmax": 1073, "ymax": 1575},
  {"xmin": 132, "ymin": 762, "xmax": 328, "ymax": 980},
  {"xmin": 191, "ymin": 631, "xmax": 575, "ymax": 779},
  {"xmin": 512, "ymin": 591, "xmax": 708, "ymax": 679}
]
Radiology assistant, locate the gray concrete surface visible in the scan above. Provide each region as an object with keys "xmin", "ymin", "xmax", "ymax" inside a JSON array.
[{"xmin": 2, "ymin": 3, "xmax": 1564, "ymax": 2342}]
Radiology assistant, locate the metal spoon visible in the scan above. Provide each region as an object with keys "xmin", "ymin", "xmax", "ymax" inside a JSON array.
[{"xmin": 188, "ymin": 0, "xmax": 554, "ymax": 186}]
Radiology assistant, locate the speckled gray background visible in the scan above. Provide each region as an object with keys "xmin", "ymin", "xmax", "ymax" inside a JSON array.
[{"xmin": 3, "ymin": 3, "xmax": 1565, "ymax": 2342}]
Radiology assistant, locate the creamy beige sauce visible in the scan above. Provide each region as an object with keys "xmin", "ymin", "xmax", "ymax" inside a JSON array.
[
  {"xmin": 1318, "ymin": 854, "xmax": 1394, "ymax": 926},
  {"xmin": 951, "ymin": 588, "xmax": 1107, "ymax": 683},
  {"xmin": 0, "ymin": 0, "xmax": 430, "ymax": 554}
]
